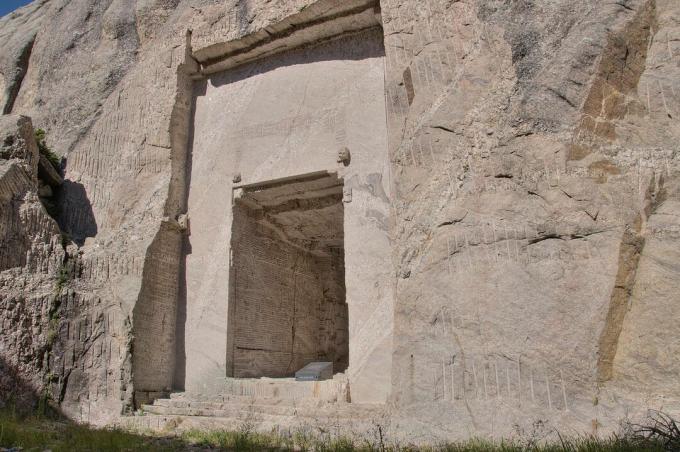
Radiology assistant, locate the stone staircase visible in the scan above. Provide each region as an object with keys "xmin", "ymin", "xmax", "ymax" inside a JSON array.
[{"xmin": 121, "ymin": 378, "xmax": 387, "ymax": 434}]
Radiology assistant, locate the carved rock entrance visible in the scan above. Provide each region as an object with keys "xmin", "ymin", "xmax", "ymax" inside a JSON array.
[
  {"xmin": 228, "ymin": 172, "xmax": 349, "ymax": 378},
  {"xmin": 179, "ymin": 22, "xmax": 392, "ymax": 404}
]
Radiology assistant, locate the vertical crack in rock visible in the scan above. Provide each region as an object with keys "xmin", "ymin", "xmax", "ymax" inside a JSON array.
[
  {"xmin": 597, "ymin": 174, "xmax": 666, "ymax": 382},
  {"xmin": 2, "ymin": 35, "xmax": 35, "ymax": 115},
  {"xmin": 596, "ymin": 228, "xmax": 645, "ymax": 382}
]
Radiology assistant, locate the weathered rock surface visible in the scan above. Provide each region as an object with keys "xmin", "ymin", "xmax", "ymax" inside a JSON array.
[
  {"xmin": 0, "ymin": 0, "xmax": 678, "ymax": 443},
  {"xmin": 0, "ymin": 115, "xmax": 65, "ymax": 413}
]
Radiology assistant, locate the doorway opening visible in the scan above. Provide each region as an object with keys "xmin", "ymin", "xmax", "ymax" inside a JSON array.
[{"xmin": 227, "ymin": 172, "xmax": 349, "ymax": 378}]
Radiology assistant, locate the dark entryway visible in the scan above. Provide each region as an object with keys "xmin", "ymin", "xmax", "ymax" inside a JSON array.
[{"xmin": 227, "ymin": 172, "xmax": 349, "ymax": 378}]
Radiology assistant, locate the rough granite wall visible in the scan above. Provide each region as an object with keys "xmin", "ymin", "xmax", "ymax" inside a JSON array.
[
  {"xmin": 382, "ymin": 0, "xmax": 680, "ymax": 441},
  {"xmin": 0, "ymin": 0, "xmax": 677, "ymax": 442},
  {"xmin": 0, "ymin": 115, "xmax": 65, "ymax": 413}
]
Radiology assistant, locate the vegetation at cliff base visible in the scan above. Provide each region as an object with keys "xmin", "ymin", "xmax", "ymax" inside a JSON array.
[
  {"xmin": 0, "ymin": 410, "xmax": 180, "ymax": 452},
  {"xmin": 0, "ymin": 409, "xmax": 676, "ymax": 452}
]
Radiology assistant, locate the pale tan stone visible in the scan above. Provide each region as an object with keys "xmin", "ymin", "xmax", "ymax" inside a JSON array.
[{"xmin": 0, "ymin": 0, "xmax": 679, "ymax": 443}]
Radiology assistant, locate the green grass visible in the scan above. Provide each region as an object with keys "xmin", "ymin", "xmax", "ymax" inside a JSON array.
[
  {"xmin": 0, "ymin": 409, "xmax": 668, "ymax": 451},
  {"xmin": 181, "ymin": 428, "xmax": 370, "ymax": 451},
  {"xmin": 182, "ymin": 429, "xmax": 287, "ymax": 450},
  {"xmin": 0, "ymin": 411, "xmax": 181, "ymax": 451},
  {"xmin": 436, "ymin": 437, "xmax": 664, "ymax": 452},
  {"xmin": 177, "ymin": 430, "xmax": 666, "ymax": 451}
]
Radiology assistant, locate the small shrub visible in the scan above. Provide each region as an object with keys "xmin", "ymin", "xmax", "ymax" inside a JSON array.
[
  {"xmin": 55, "ymin": 265, "xmax": 69, "ymax": 292},
  {"xmin": 631, "ymin": 411, "xmax": 680, "ymax": 452},
  {"xmin": 46, "ymin": 318, "xmax": 59, "ymax": 346},
  {"xmin": 35, "ymin": 128, "xmax": 62, "ymax": 171}
]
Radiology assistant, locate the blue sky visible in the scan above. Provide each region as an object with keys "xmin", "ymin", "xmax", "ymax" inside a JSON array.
[{"xmin": 1, "ymin": 0, "xmax": 32, "ymax": 18}]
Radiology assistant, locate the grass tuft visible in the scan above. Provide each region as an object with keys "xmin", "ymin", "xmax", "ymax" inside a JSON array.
[{"xmin": 35, "ymin": 128, "xmax": 62, "ymax": 171}]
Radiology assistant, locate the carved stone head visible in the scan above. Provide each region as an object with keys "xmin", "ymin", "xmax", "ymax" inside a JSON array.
[{"xmin": 337, "ymin": 147, "xmax": 351, "ymax": 166}]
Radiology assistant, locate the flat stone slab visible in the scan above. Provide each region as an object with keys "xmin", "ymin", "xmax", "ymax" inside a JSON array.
[{"xmin": 295, "ymin": 362, "xmax": 333, "ymax": 381}]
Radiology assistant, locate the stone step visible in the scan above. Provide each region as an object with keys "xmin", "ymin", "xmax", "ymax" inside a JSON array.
[
  {"xmin": 125, "ymin": 388, "xmax": 387, "ymax": 435},
  {"xmin": 125, "ymin": 412, "xmax": 388, "ymax": 439},
  {"xmin": 123, "ymin": 413, "xmax": 313, "ymax": 434},
  {"xmin": 122, "ymin": 414, "xmax": 263, "ymax": 432},
  {"xmin": 143, "ymin": 396, "xmax": 383, "ymax": 420},
  {"xmin": 163, "ymin": 394, "xmax": 303, "ymax": 407},
  {"xmin": 141, "ymin": 403, "xmax": 299, "ymax": 418},
  {"xmin": 168, "ymin": 377, "xmax": 350, "ymax": 402}
]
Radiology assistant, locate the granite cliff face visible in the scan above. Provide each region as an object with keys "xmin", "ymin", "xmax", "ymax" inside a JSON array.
[{"xmin": 0, "ymin": 0, "xmax": 678, "ymax": 443}]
